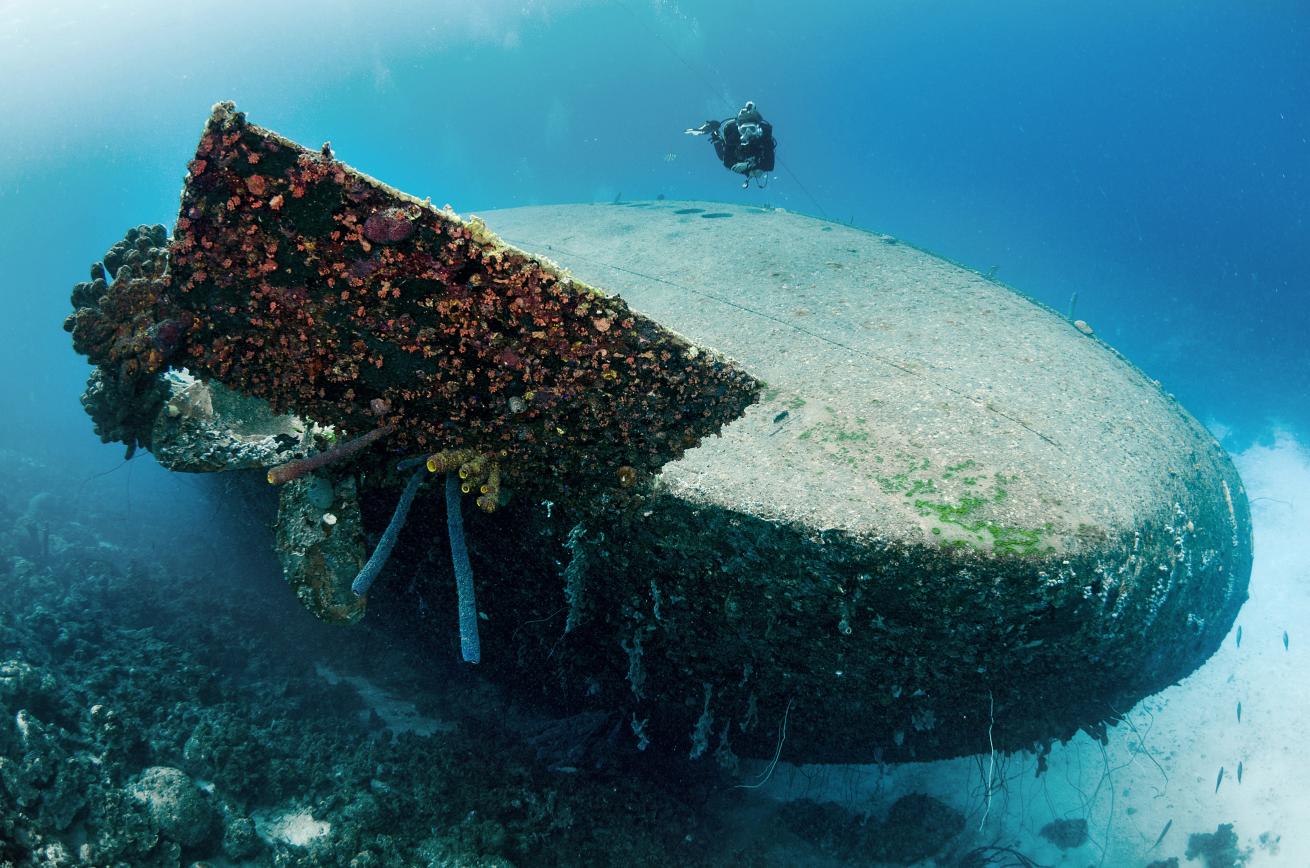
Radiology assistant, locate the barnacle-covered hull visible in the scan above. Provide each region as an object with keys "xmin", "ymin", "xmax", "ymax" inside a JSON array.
[{"xmin": 165, "ymin": 103, "xmax": 760, "ymax": 498}]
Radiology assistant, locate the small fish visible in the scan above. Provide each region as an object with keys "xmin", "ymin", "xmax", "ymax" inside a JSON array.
[
  {"xmin": 1215, "ymin": 766, "xmax": 1224, "ymax": 793},
  {"xmin": 1284, "ymin": 630, "xmax": 1290, "ymax": 651},
  {"xmin": 1236, "ymin": 625, "xmax": 1242, "ymax": 648},
  {"xmin": 1151, "ymin": 819, "xmax": 1173, "ymax": 850},
  {"xmin": 773, "ymin": 410, "xmax": 789, "ymax": 424},
  {"xmin": 1237, "ymin": 762, "xmax": 1243, "ymax": 784},
  {"xmin": 1237, "ymin": 701, "xmax": 1242, "ymax": 723}
]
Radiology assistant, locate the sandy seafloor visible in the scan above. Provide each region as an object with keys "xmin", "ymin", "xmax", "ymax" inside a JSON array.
[{"xmin": 1, "ymin": 430, "xmax": 1305, "ymax": 866}]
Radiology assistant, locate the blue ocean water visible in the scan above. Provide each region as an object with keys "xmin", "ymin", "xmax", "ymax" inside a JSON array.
[
  {"xmin": 3, "ymin": 1, "xmax": 1306, "ymax": 459},
  {"xmin": 1, "ymin": 2, "xmax": 1307, "ymax": 865}
]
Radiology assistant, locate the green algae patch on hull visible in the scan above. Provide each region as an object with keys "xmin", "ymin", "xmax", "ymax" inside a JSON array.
[
  {"xmin": 166, "ymin": 104, "xmax": 759, "ymax": 501},
  {"xmin": 458, "ymin": 201, "xmax": 1253, "ymax": 764}
]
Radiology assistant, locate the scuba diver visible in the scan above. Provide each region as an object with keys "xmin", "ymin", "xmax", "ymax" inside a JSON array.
[{"xmin": 686, "ymin": 101, "xmax": 776, "ymax": 188}]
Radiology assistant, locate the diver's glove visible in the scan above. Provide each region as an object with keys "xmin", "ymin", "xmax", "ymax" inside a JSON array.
[{"xmin": 685, "ymin": 120, "xmax": 721, "ymax": 136}]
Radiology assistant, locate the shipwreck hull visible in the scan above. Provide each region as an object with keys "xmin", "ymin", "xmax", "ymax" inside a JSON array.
[
  {"xmin": 441, "ymin": 201, "xmax": 1252, "ymax": 764},
  {"xmin": 65, "ymin": 106, "xmax": 1250, "ymax": 764}
]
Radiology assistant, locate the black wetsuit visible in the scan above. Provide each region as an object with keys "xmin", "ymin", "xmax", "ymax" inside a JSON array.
[{"xmin": 712, "ymin": 118, "xmax": 775, "ymax": 176}]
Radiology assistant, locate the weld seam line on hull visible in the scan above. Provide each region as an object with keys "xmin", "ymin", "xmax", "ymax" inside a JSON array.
[{"xmin": 503, "ymin": 236, "xmax": 1064, "ymax": 453}]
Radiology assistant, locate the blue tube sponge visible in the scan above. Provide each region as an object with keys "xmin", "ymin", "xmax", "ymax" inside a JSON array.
[
  {"xmin": 351, "ymin": 466, "xmax": 426, "ymax": 597},
  {"xmin": 446, "ymin": 472, "xmax": 481, "ymax": 664}
]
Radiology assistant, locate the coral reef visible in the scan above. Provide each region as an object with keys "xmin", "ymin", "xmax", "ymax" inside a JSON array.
[
  {"xmin": 78, "ymin": 366, "xmax": 168, "ymax": 459},
  {"xmin": 64, "ymin": 226, "xmax": 187, "ymax": 457},
  {"xmin": 1185, "ymin": 823, "xmax": 1251, "ymax": 868},
  {"xmin": 0, "ymin": 456, "xmax": 722, "ymax": 866},
  {"xmin": 127, "ymin": 766, "xmax": 216, "ymax": 849},
  {"xmin": 65, "ymin": 224, "xmax": 183, "ymax": 379},
  {"xmin": 1039, "ymin": 817, "xmax": 1088, "ymax": 849}
]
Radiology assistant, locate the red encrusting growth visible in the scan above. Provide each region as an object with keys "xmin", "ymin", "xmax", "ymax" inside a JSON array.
[
  {"xmin": 266, "ymin": 424, "xmax": 396, "ymax": 485},
  {"xmin": 165, "ymin": 102, "xmax": 761, "ymax": 501}
]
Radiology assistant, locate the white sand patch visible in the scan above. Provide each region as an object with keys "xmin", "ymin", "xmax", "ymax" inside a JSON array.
[
  {"xmin": 315, "ymin": 663, "xmax": 451, "ymax": 737},
  {"xmin": 252, "ymin": 808, "xmax": 330, "ymax": 847},
  {"xmin": 752, "ymin": 430, "xmax": 1309, "ymax": 865}
]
